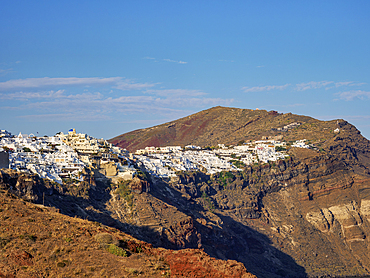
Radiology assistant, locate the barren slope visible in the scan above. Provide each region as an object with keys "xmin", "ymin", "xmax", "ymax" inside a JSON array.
[
  {"xmin": 109, "ymin": 106, "xmax": 342, "ymax": 152},
  {"xmin": 0, "ymin": 188, "xmax": 255, "ymax": 278}
]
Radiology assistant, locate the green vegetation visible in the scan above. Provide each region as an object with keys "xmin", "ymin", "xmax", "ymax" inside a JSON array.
[
  {"xmin": 275, "ymin": 146, "xmax": 286, "ymax": 152},
  {"xmin": 218, "ymin": 171, "xmax": 234, "ymax": 188},
  {"xmin": 136, "ymin": 169, "xmax": 151, "ymax": 183},
  {"xmin": 116, "ymin": 181, "xmax": 134, "ymax": 208},
  {"xmin": 201, "ymin": 191, "xmax": 215, "ymax": 212},
  {"xmin": 22, "ymin": 147, "xmax": 32, "ymax": 152},
  {"xmin": 230, "ymin": 159, "xmax": 246, "ymax": 168},
  {"xmin": 106, "ymin": 244, "xmax": 128, "ymax": 257}
]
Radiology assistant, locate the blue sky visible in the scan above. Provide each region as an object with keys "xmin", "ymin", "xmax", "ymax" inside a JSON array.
[{"xmin": 1, "ymin": 1, "xmax": 370, "ymax": 140}]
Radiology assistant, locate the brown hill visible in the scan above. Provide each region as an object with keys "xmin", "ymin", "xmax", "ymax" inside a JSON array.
[
  {"xmin": 109, "ymin": 106, "xmax": 343, "ymax": 152},
  {"xmin": 0, "ymin": 186, "xmax": 255, "ymax": 278}
]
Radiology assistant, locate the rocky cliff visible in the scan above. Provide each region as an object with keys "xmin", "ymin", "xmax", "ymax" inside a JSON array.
[{"xmin": 2, "ymin": 107, "xmax": 370, "ymax": 277}]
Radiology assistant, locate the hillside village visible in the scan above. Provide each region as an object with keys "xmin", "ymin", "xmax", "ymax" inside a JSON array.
[
  {"xmin": 0, "ymin": 129, "xmax": 314, "ymax": 182},
  {"xmin": 134, "ymin": 140, "xmax": 295, "ymax": 178},
  {"xmin": 0, "ymin": 129, "xmax": 135, "ymax": 184}
]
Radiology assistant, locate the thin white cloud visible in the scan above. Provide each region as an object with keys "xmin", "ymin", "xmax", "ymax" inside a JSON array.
[
  {"xmin": 163, "ymin": 59, "xmax": 187, "ymax": 64},
  {"xmin": 294, "ymin": 80, "xmax": 366, "ymax": 91},
  {"xmin": 334, "ymin": 81, "xmax": 354, "ymax": 87},
  {"xmin": 3, "ymin": 87, "xmax": 233, "ymax": 118},
  {"xmin": 335, "ymin": 90, "xmax": 370, "ymax": 101},
  {"xmin": 114, "ymin": 80, "xmax": 156, "ymax": 90},
  {"xmin": 243, "ymin": 80, "xmax": 365, "ymax": 93},
  {"xmin": 256, "ymin": 65, "xmax": 265, "ymax": 68},
  {"xmin": 242, "ymin": 84, "xmax": 290, "ymax": 93},
  {"xmin": 17, "ymin": 112, "xmax": 111, "ymax": 121},
  {"xmin": 0, "ymin": 90, "xmax": 65, "ymax": 100},
  {"xmin": 0, "ymin": 76, "xmax": 233, "ymax": 123},
  {"xmin": 143, "ymin": 57, "xmax": 155, "ymax": 60},
  {"xmin": 295, "ymin": 81, "xmax": 334, "ymax": 91},
  {"xmin": 325, "ymin": 81, "xmax": 366, "ymax": 90},
  {"xmin": 0, "ymin": 77, "xmax": 154, "ymax": 91},
  {"xmin": 0, "ymin": 68, "xmax": 14, "ymax": 75},
  {"xmin": 154, "ymin": 97, "xmax": 234, "ymax": 108},
  {"xmin": 0, "ymin": 77, "xmax": 119, "ymax": 90},
  {"xmin": 145, "ymin": 89, "xmax": 206, "ymax": 97}
]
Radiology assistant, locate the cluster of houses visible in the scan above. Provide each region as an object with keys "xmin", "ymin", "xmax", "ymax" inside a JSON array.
[
  {"xmin": 291, "ymin": 139, "xmax": 310, "ymax": 149},
  {"xmin": 57, "ymin": 128, "xmax": 114, "ymax": 154},
  {"xmin": 0, "ymin": 131, "xmax": 84, "ymax": 183},
  {"xmin": 271, "ymin": 122, "xmax": 301, "ymax": 132},
  {"xmin": 133, "ymin": 139, "xmax": 311, "ymax": 178},
  {"xmin": 135, "ymin": 149, "xmax": 238, "ymax": 178},
  {"xmin": 0, "ymin": 129, "xmax": 134, "ymax": 184},
  {"xmin": 0, "ymin": 127, "xmax": 316, "ymax": 182}
]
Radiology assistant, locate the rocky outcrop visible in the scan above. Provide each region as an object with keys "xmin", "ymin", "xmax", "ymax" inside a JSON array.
[
  {"xmin": 163, "ymin": 217, "xmax": 202, "ymax": 249},
  {"xmin": 99, "ymin": 161, "xmax": 118, "ymax": 176},
  {"xmin": 129, "ymin": 177, "xmax": 150, "ymax": 194},
  {"xmin": 0, "ymin": 169, "xmax": 52, "ymax": 201},
  {"xmin": 306, "ymin": 202, "xmax": 366, "ymax": 241}
]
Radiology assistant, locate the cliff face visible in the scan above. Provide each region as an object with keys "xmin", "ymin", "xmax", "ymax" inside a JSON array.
[
  {"xmin": 2, "ymin": 108, "xmax": 370, "ymax": 277},
  {"xmin": 109, "ymin": 108, "xmax": 370, "ymax": 277},
  {"xmin": 128, "ymin": 148, "xmax": 370, "ymax": 277}
]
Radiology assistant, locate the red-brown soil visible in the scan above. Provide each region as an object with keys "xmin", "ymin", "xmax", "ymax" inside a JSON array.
[
  {"xmin": 109, "ymin": 106, "xmax": 341, "ymax": 152},
  {"xmin": 0, "ymin": 189, "xmax": 255, "ymax": 278}
]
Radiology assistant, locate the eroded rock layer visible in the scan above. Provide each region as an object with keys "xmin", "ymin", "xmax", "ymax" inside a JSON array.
[{"xmin": 2, "ymin": 107, "xmax": 370, "ymax": 277}]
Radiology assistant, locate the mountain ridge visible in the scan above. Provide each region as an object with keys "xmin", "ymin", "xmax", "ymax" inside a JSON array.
[{"xmin": 109, "ymin": 106, "xmax": 348, "ymax": 153}]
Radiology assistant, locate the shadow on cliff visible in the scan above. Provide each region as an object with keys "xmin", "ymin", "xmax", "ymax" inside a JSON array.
[
  {"xmin": 144, "ymin": 180, "xmax": 308, "ymax": 278},
  {"xmin": 0, "ymin": 169, "xmax": 307, "ymax": 278},
  {"xmin": 45, "ymin": 178, "xmax": 307, "ymax": 277}
]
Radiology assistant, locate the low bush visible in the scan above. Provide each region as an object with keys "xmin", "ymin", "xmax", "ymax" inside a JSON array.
[
  {"xmin": 116, "ymin": 181, "xmax": 134, "ymax": 208},
  {"xmin": 107, "ymin": 244, "xmax": 127, "ymax": 257},
  {"xmin": 94, "ymin": 233, "xmax": 113, "ymax": 244}
]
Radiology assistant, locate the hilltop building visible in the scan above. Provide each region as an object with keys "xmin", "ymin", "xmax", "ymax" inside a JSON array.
[{"xmin": 57, "ymin": 129, "xmax": 113, "ymax": 154}]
